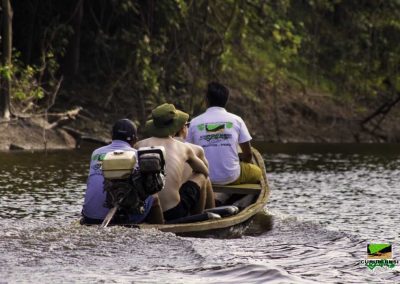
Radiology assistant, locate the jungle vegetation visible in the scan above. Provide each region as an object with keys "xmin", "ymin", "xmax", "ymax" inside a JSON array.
[{"xmin": 1, "ymin": 0, "xmax": 400, "ymax": 132}]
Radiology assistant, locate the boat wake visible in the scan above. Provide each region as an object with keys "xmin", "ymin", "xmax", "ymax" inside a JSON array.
[{"xmin": 198, "ymin": 263, "xmax": 316, "ymax": 283}]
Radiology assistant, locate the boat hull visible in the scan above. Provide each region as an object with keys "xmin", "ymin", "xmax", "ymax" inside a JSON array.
[{"xmin": 81, "ymin": 147, "xmax": 271, "ymax": 238}]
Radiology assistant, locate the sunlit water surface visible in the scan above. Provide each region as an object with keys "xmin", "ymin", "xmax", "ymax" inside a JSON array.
[{"xmin": 1, "ymin": 146, "xmax": 399, "ymax": 283}]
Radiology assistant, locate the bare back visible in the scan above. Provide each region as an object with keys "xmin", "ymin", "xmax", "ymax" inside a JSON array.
[{"xmin": 135, "ymin": 137, "xmax": 208, "ymax": 211}]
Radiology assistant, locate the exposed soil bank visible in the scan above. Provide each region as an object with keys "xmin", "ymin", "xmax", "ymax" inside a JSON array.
[
  {"xmin": 1, "ymin": 88, "xmax": 400, "ymax": 151},
  {"xmin": 0, "ymin": 118, "xmax": 76, "ymax": 151},
  {"xmin": 230, "ymin": 87, "xmax": 400, "ymax": 143}
]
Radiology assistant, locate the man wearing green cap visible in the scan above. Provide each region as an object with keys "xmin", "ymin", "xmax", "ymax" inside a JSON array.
[{"xmin": 135, "ymin": 103, "xmax": 211, "ymax": 222}]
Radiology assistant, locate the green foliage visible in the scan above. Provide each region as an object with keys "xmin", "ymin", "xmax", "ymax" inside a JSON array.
[
  {"xmin": 294, "ymin": 0, "xmax": 400, "ymax": 98},
  {"xmin": 8, "ymin": 0, "xmax": 400, "ymax": 118},
  {"xmin": 12, "ymin": 64, "xmax": 44, "ymax": 101},
  {"xmin": 6, "ymin": 51, "xmax": 60, "ymax": 113},
  {"xmin": 219, "ymin": 1, "xmax": 304, "ymax": 101},
  {"xmin": 0, "ymin": 65, "xmax": 12, "ymax": 81}
]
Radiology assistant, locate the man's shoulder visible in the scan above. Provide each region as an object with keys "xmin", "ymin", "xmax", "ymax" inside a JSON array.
[
  {"xmin": 135, "ymin": 137, "xmax": 161, "ymax": 147},
  {"xmin": 224, "ymin": 110, "xmax": 243, "ymax": 120},
  {"xmin": 92, "ymin": 144, "xmax": 111, "ymax": 155},
  {"xmin": 189, "ymin": 143, "xmax": 205, "ymax": 157},
  {"xmin": 190, "ymin": 112, "xmax": 217, "ymax": 126},
  {"xmin": 90, "ymin": 145, "xmax": 111, "ymax": 162},
  {"xmin": 135, "ymin": 138, "xmax": 150, "ymax": 146},
  {"xmin": 190, "ymin": 113, "xmax": 206, "ymax": 123},
  {"xmin": 170, "ymin": 139, "xmax": 195, "ymax": 156},
  {"xmin": 92, "ymin": 142, "xmax": 135, "ymax": 155},
  {"xmin": 192, "ymin": 109, "xmax": 243, "ymax": 122},
  {"xmin": 136, "ymin": 137, "xmax": 164, "ymax": 146},
  {"xmin": 187, "ymin": 142, "xmax": 203, "ymax": 152},
  {"xmin": 174, "ymin": 138, "xmax": 192, "ymax": 149},
  {"xmin": 136, "ymin": 137, "xmax": 183, "ymax": 151}
]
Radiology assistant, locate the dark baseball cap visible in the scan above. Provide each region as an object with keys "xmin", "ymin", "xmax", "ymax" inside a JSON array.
[{"xmin": 112, "ymin": 119, "xmax": 137, "ymax": 142}]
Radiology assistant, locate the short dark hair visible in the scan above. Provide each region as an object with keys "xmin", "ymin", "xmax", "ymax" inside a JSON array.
[
  {"xmin": 206, "ymin": 82, "xmax": 229, "ymax": 107},
  {"xmin": 112, "ymin": 119, "xmax": 137, "ymax": 142}
]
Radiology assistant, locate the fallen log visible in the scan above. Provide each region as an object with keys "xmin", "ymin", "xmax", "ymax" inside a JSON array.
[
  {"xmin": 9, "ymin": 144, "xmax": 25, "ymax": 150},
  {"xmin": 45, "ymin": 107, "xmax": 83, "ymax": 129},
  {"xmin": 61, "ymin": 126, "xmax": 110, "ymax": 148},
  {"xmin": 80, "ymin": 135, "xmax": 110, "ymax": 146},
  {"xmin": 360, "ymin": 93, "xmax": 400, "ymax": 141}
]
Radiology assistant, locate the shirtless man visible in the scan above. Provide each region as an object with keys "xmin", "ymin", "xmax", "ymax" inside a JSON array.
[
  {"xmin": 174, "ymin": 119, "xmax": 215, "ymax": 209},
  {"xmin": 135, "ymin": 103, "xmax": 210, "ymax": 222}
]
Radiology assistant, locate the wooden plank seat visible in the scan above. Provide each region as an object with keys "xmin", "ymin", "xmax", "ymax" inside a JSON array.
[{"xmin": 212, "ymin": 183, "xmax": 262, "ymax": 195}]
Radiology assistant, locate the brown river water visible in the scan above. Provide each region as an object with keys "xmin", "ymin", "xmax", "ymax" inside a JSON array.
[{"xmin": 0, "ymin": 143, "xmax": 399, "ymax": 283}]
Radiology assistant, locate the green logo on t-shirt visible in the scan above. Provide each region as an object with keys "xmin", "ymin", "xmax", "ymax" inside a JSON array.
[
  {"xmin": 197, "ymin": 124, "xmax": 205, "ymax": 131},
  {"xmin": 196, "ymin": 122, "xmax": 233, "ymax": 134},
  {"xmin": 92, "ymin": 153, "xmax": 106, "ymax": 161},
  {"xmin": 206, "ymin": 123, "xmax": 225, "ymax": 132}
]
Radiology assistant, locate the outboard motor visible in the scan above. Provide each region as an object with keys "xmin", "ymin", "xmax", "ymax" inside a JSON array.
[{"xmin": 101, "ymin": 146, "xmax": 166, "ymax": 227}]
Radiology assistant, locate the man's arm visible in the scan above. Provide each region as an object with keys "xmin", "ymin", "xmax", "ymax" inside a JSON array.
[
  {"xmin": 239, "ymin": 141, "xmax": 253, "ymax": 163},
  {"xmin": 193, "ymin": 145, "xmax": 209, "ymax": 168},
  {"xmin": 198, "ymin": 149, "xmax": 209, "ymax": 168},
  {"xmin": 186, "ymin": 146, "xmax": 209, "ymax": 177}
]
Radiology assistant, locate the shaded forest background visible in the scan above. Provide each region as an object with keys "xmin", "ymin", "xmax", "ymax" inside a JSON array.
[{"xmin": 1, "ymin": 0, "xmax": 400, "ymax": 149}]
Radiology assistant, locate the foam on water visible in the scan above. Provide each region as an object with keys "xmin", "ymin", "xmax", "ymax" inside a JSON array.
[{"xmin": 0, "ymin": 218, "xmax": 308, "ymax": 283}]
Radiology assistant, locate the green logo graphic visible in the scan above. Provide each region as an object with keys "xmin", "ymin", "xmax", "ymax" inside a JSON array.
[
  {"xmin": 92, "ymin": 153, "xmax": 106, "ymax": 161},
  {"xmin": 196, "ymin": 122, "xmax": 233, "ymax": 132},
  {"xmin": 200, "ymin": 133, "xmax": 232, "ymax": 142},
  {"xmin": 197, "ymin": 124, "xmax": 205, "ymax": 131},
  {"xmin": 205, "ymin": 123, "xmax": 225, "ymax": 132},
  {"xmin": 368, "ymin": 243, "xmax": 392, "ymax": 259}
]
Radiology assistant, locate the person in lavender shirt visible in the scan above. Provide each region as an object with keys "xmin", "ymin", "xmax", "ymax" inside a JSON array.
[{"xmin": 81, "ymin": 119, "xmax": 163, "ymax": 224}]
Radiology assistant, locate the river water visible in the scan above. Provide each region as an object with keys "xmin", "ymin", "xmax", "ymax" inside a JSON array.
[{"xmin": 0, "ymin": 144, "xmax": 399, "ymax": 283}]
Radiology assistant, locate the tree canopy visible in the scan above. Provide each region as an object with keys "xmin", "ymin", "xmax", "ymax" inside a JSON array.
[{"xmin": 1, "ymin": 0, "xmax": 400, "ymax": 125}]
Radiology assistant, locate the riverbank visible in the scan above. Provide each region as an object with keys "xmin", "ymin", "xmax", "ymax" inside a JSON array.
[
  {"xmin": 0, "ymin": 118, "xmax": 76, "ymax": 151},
  {"xmin": 236, "ymin": 87, "xmax": 400, "ymax": 143},
  {"xmin": 1, "ymin": 86, "xmax": 400, "ymax": 151}
]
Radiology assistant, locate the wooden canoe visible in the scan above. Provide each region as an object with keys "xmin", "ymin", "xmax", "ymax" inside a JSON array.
[{"xmin": 136, "ymin": 147, "xmax": 270, "ymax": 238}]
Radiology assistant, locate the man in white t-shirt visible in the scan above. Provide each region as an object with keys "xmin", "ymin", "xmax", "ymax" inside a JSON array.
[{"xmin": 186, "ymin": 82, "xmax": 261, "ymax": 203}]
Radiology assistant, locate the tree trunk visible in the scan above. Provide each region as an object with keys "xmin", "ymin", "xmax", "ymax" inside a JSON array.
[
  {"xmin": 25, "ymin": 0, "xmax": 39, "ymax": 64},
  {"xmin": 63, "ymin": 0, "xmax": 84, "ymax": 77},
  {"xmin": 0, "ymin": 0, "xmax": 12, "ymax": 120},
  {"xmin": 272, "ymin": 82, "xmax": 282, "ymax": 142}
]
